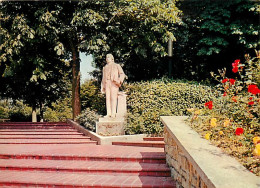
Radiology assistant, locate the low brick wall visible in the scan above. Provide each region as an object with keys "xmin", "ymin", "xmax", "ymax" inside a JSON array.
[{"xmin": 161, "ymin": 116, "xmax": 259, "ymax": 188}]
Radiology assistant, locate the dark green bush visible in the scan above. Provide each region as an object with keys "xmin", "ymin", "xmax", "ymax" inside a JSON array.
[
  {"xmin": 76, "ymin": 108, "xmax": 101, "ymax": 131},
  {"xmin": 125, "ymin": 79, "xmax": 215, "ymax": 135}
]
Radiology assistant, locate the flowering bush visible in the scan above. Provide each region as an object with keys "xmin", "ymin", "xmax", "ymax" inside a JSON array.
[{"xmin": 188, "ymin": 51, "xmax": 260, "ymax": 176}]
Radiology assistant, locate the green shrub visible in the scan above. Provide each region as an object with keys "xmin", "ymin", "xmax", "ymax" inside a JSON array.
[
  {"xmin": 76, "ymin": 108, "xmax": 101, "ymax": 131},
  {"xmin": 8, "ymin": 100, "xmax": 32, "ymax": 122},
  {"xmin": 0, "ymin": 100, "xmax": 9, "ymax": 119},
  {"xmin": 125, "ymin": 79, "xmax": 214, "ymax": 135},
  {"xmin": 44, "ymin": 97, "xmax": 72, "ymax": 122}
]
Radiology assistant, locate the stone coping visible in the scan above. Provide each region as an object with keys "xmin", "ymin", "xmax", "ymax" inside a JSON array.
[
  {"xmin": 67, "ymin": 119, "xmax": 147, "ymax": 145},
  {"xmin": 161, "ymin": 116, "xmax": 260, "ymax": 188}
]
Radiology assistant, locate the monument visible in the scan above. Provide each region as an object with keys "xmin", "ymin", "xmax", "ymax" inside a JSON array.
[{"xmin": 96, "ymin": 54, "xmax": 127, "ymax": 136}]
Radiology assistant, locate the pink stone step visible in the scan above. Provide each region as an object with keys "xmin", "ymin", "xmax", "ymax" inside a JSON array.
[
  {"xmin": 143, "ymin": 137, "xmax": 164, "ymax": 141},
  {"xmin": 0, "ymin": 144, "xmax": 166, "ymax": 163},
  {"xmin": 0, "ymin": 126, "xmax": 73, "ymax": 129},
  {"xmin": 112, "ymin": 141, "xmax": 165, "ymax": 148},
  {"xmin": 0, "ymin": 170, "xmax": 176, "ymax": 188},
  {"xmin": 0, "ymin": 139, "xmax": 96, "ymax": 144},
  {"xmin": 0, "ymin": 158, "xmax": 171, "ymax": 176},
  {"xmin": 0, "ymin": 129, "xmax": 77, "ymax": 132},
  {"xmin": 0, "ymin": 135, "xmax": 88, "ymax": 139},
  {"xmin": 0, "ymin": 132, "xmax": 83, "ymax": 135},
  {"xmin": 0, "ymin": 122, "xmax": 68, "ymax": 125}
]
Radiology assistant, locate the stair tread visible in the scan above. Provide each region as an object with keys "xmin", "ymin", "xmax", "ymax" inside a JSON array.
[
  {"xmin": 0, "ymin": 135, "xmax": 88, "ymax": 139},
  {"xmin": 143, "ymin": 137, "xmax": 164, "ymax": 141},
  {"xmin": 113, "ymin": 141, "xmax": 165, "ymax": 144},
  {"xmin": 0, "ymin": 132, "xmax": 83, "ymax": 135},
  {"xmin": 0, "ymin": 170, "xmax": 176, "ymax": 188},
  {"xmin": 0, "ymin": 144, "xmax": 165, "ymax": 161},
  {"xmin": 0, "ymin": 129, "xmax": 77, "ymax": 132},
  {"xmin": 0, "ymin": 158, "xmax": 170, "ymax": 172},
  {"xmin": 0, "ymin": 139, "xmax": 96, "ymax": 144}
]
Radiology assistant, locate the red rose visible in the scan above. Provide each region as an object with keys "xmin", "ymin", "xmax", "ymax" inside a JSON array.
[
  {"xmin": 229, "ymin": 79, "xmax": 236, "ymax": 85},
  {"xmin": 235, "ymin": 127, "xmax": 244, "ymax": 135},
  {"xmin": 232, "ymin": 59, "xmax": 240, "ymax": 73},
  {"xmin": 223, "ymin": 92, "xmax": 227, "ymax": 96},
  {"xmin": 248, "ymin": 85, "xmax": 260, "ymax": 95},
  {"xmin": 248, "ymin": 101, "xmax": 254, "ymax": 105},
  {"xmin": 232, "ymin": 59, "xmax": 240, "ymax": 67},
  {"xmin": 232, "ymin": 66, "xmax": 238, "ymax": 73},
  {"xmin": 205, "ymin": 101, "xmax": 213, "ymax": 109},
  {"xmin": 222, "ymin": 78, "xmax": 229, "ymax": 83}
]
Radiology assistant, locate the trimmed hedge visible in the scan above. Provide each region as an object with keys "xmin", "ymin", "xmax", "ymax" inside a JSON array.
[{"xmin": 125, "ymin": 79, "xmax": 214, "ymax": 135}]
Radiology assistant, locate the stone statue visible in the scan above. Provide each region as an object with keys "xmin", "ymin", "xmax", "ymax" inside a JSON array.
[{"xmin": 101, "ymin": 54, "xmax": 125, "ymax": 118}]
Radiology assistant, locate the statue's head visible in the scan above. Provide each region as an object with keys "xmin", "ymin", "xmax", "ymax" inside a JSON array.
[{"xmin": 106, "ymin": 54, "xmax": 114, "ymax": 64}]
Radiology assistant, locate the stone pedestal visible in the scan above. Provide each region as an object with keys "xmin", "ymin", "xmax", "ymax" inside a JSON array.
[
  {"xmin": 96, "ymin": 92, "xmax": 127, "ymax": 136},
  {"xmin": 116, "ymin": 92, "xmax": 127, "ymax": 118},
  {"xmin": 96, "ymin": 118, "xmax": 125, "ymax": 136}
]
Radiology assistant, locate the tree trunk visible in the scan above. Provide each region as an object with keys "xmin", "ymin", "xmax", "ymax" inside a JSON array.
[
  {"xmin": 32, "ymin": 104, "xmax": 37, "ymax": 122},
  {"xmin": 70, "ymin": 40, "xmax": 81, "ymax": 120}
]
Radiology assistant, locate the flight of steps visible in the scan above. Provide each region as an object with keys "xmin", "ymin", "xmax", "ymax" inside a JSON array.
[
  {"xmin": 0, "ymin": 122, "xmax": 175, "ymax": 187},
  {"xmin": 112, "ymin": 136, "xmax": 165, "ymax": 148}
]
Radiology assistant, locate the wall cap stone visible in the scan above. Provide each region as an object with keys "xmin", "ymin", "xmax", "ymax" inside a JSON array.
[{"xmin": 161, "ymin": 116, "xmax": 260, "ymax": 188}]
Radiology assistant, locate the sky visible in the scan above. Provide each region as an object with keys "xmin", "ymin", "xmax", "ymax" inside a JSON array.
[{"xmin": 79, "ymin": 53, "xmax": 96, "ymax": 83}]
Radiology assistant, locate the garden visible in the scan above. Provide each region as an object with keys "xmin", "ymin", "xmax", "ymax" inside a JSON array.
[{"xmin": 0, "ymin": 0, "xmax": 259, "ymax": 178}]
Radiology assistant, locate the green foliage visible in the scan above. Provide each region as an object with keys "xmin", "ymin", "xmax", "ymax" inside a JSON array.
[
  {"xmin": 8, "ymin": 100, "xmax": 32, "ymax": 122},
  {"xmin": 0, "ymin": 100, "xmax": 10, "ymax": 119},
  {"xmin": 172, "ymin": 0, "xmax": 259, "ymax": 81},
  {"xmin": 125, "ymin": 79, "xmax": 214, "ymax": 135},
  {"xmin": 80, "ymin": 80, "xmax": 106, "ymax": 115},
  {"xmin": 76, "ymin": 108, "xmax": 101, "ymax": 132},
  {"xmin": 44, "ymin": 97, "xmax": 72, "ymax": 122}
]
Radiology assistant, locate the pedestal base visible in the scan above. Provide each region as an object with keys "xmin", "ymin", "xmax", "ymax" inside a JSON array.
[{"xmin": 96, "ymin": 118, "xmax": 125, "ymax": 136}]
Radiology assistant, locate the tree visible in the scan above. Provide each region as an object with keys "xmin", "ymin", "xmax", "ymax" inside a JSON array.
[
  {"xmin": 1, "ymin": 0, "xmax": 181, "ymax": 119},
  {"xmin": 172, "ymin": 0, "xmax": 259, "ymax": 80},
  {"xmin": 0, "ymin": 2, "xmax": 71, "ymax": 121}
]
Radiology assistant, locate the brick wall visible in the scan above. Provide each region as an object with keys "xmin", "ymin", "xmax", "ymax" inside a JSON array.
[{"xmin": 164, "ymin": 127, "xmax": 209, "ymax": 188}]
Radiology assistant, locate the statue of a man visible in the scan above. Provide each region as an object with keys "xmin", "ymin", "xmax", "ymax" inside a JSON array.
[{"xmin": 101, "ymin": 54, "xmax": 125, "ymax": 118}]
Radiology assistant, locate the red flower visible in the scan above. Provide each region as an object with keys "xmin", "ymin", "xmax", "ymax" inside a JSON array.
[
  {"xmin": 249, "ymin": 97, "xmax": 253, "ymax": 100},
  {"xmin": 222, "ymin": 78, "xmax": 229, "ymax": 83},
  {"xmin": 229, "ymin": 79, "xmax": 236, "ymax": 85},
  {"xmin": 235, "ymin": 127, "xmax": 244, "ymax": 135},
  {"xmin": 205, "ymin": 101, "xmax": 213, "ymax": 109},
  {"xmin": 232, "ymin": 66, "xmax": 238, "ymax": 73},
  {"xmin": 232, "ymin": 59, "xmax": 240, "ymax": 67},
  {"xmin": 223, "ymin": 92, "xmax": 227, "ymax": 96},
  {"xmin": 248, "ymin": 85, "xmax": 260, "ymax": 95},
  {"xmin": 248, "ymin": 101, "xmax": 254, "ymax": 106},
  {"xmin": 232, "ymin": 59, "xmax": 240, "ymax": 73}
]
